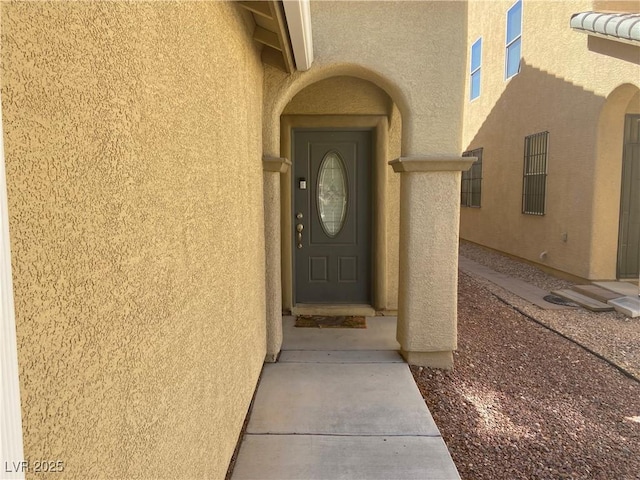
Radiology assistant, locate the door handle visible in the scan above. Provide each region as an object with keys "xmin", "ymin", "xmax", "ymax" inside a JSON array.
[{"xmin": 296, "ymin": 223, "xmax": 304, "ymax": 248}]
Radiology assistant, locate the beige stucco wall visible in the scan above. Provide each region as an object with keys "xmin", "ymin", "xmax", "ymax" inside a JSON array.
[
  {"xmin": 264, "ymin": 0, "xmax": 468, "ymax": 157},
  {"xmin": 387, "ymin": 105, "xmax": 402, "ymax": 310},
  {"xmin": 283, "ymin": 76, "xmax": 393, "ymax": 116},
  {"xmin": 593, "ymin": 0, "xmax": 638, "ymax": 12},
  {"xmin": 2, "ymin": 2, "xmax": 265, "ymax": 478},
  {"xmin": 461, "ymin": 0, "xmax": 640, "ymax": 279}
]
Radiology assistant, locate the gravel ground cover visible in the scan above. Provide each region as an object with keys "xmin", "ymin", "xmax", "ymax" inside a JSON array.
[
  {"xmin": 459, "ymin": 240, "xmax": 640, "ymax": 379},
  {"xmin": 412, "ymin": 272, "xmax": 640, "ymax": 480}
]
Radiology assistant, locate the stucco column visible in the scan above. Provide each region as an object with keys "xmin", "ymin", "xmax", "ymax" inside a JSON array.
[
  {"xmin": 263, "ymin": 156, "xmax": 291, "ymax": 362},
  {"xmin": 390, "ymin": 156, "xmax": 475, "ymax": 369}
]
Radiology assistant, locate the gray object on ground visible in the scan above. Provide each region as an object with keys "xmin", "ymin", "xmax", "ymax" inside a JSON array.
[
  {"xmin": 552, "ymin": 289, "xmax": 614, "ymax": 312},
  {"xmin": 608, "ymin": 296, "xmax": 640, "ymax": 318}
]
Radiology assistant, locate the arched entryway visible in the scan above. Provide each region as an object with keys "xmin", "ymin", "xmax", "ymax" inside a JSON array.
[
  {"xmin": 261, "ymin": 62, "xmax": 473, "ymax": 369},
  {"xmin": 279, "ymin": 76, "xmax": 402, "ymax": 314},
  {"xmin": 593, "ymin": 83, "xmax": 640, "ymax": 279}
]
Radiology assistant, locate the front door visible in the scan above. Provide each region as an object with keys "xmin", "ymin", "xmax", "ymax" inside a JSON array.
[
  {"xmin": 293, "ymin": 129, "xmax": 372, "ymax": 304},
  {"xmin": 617, "ymin": 114, "xmax": 640, "ymax": 279}
]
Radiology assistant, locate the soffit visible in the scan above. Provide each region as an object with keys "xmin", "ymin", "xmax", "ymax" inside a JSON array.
[
  {"xmin": 570, "ymin": 11, "xmax": 640, "ymax": 45},
  {"xmin": 238, "ymin": 1, "xmax": 295, "ymax": 73}
]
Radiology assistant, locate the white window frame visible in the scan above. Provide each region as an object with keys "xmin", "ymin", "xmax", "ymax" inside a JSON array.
[
  {"xmin": 470, "ymin": 37, "xmax": 482, "ymax": 101},
  {"xmin": 505, "ymin": 0, "xmax": 522, "ymax": 80}
]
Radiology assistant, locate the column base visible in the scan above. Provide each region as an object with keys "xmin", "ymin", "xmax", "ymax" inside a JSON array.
[
  {"xmin": 264, "ymin": 351, "xmax": 280, "ymax": 363},
  {"xmin": 400, "ymin": 349, "xmax": 454, "ymax": 370}
]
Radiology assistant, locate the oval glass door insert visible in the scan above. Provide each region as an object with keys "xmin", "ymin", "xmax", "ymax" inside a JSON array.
[{"xmin": 317, "ymin": 151, "xmax": 348, "ymax": 237}]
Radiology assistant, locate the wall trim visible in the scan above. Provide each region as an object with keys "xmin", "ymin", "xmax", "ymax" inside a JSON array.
[
  {"xmin": 282, "ymin": 0, "xmax": 314, "ymax": 71},
  {"xmin": 0, "ymin": 103, "xmax": 26, "ymax": 478},
  {"xmin": 390, "ymin": 155, "xmax": 475, "ymax": 172},
  {"xmin": 263, "ymin": 156, "xmax": 291, "ymax": 173}
]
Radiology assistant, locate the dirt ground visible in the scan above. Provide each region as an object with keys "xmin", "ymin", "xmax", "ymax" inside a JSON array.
[{"xmin": 411, "ymin": 272, "xmax": 640, "ymax": 480}]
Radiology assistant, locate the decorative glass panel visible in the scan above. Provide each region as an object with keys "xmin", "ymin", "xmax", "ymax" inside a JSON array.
[{"xmin": 317, "ymin": 151, "xmax": 348, "ymax": 237}]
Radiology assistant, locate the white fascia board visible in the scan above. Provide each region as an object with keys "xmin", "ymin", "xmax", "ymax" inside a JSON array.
[
  {"xmin": 283, "ymin": 0, "xmax": 314, "ymax": 71},
  {"xmin": 0, "ymin": 100, "xmax": 25, "ymax": 477}
]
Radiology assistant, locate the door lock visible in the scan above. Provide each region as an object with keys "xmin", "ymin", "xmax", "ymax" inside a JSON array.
[
  {"xmin": 296, "ymin": 212, "xmax": 303, "ymax": 219},
  {"xmin": 296, "ymin": 223, "xmax": 304, "ymax": 248}
]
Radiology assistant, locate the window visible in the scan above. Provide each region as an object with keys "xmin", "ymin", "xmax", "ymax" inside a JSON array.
[
  {"xmin": 522, "ymin": 131, "xmax": 548, "ymax": 215},
  {"xmin": 461, "ymin": 148, "xmax": 483, "ymax": 207},
  {"xmin": 505, "ymin": 0, "xmax": 522, "ymax": 79},
  {"xmin": 470, "ymin": 38, "xmax": 482, "ymax": 100}
]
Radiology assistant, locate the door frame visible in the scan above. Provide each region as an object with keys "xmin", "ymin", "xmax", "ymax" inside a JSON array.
[{"xmin": 280, "ymin": 115, "xmax": 390, "ymax": 310}]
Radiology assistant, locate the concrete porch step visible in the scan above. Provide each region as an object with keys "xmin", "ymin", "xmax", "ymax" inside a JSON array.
[
  {"xmin": 571, "ymin": 285, "xmax": 625, "ymax": 303},
  {"xmin": 551, "ymin": 289, "xmax": 614, "ymax": 312},
  {"xmin": 608, "ymin": 296, "xmax": 640, "ymax": 318},
  {"xmin": 278, "ymin": 350, "xmax": 404, "ymax": 363},
  {"xmin": 292, "ymin": 304, "xmax": 376, "ymax": 316},
  {"xmin": 593, "ymin": 281, "xmax": 639, "ymax": 297}
]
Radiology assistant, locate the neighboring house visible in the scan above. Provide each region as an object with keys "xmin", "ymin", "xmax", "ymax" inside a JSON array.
[
  {"xmin": 1, "ymin": 1, "xmax": 472, "ymax": 479},
  {"xmin": 460, "ymin": 0, "xmax": 640, "ymax": 281}
]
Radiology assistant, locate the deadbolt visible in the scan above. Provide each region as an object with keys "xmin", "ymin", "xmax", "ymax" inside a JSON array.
[{"xmin": 296, "ymin": 212, "xmax": 303, "ymax": 219}]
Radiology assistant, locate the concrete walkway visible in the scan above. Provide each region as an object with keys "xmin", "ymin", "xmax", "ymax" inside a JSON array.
[
  {"xmin": 459, "ymin": 255, "xmax": 640, "ymax": 316},
  {"xmin": 458, "ymin": 256, "xmax": 571, "ymax": 310},
  {"xmin": 231, "ymin": 316, "xmax": 460, "ymax": 480}
]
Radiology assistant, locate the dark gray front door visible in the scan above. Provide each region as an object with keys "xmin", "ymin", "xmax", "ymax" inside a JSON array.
[
  {"xmin": 617, "ymin": 114, "xmax": 640, "ymax": 279},
  {"xmin": 293, "ymin": 130, "xmax": 372, "ymax": 303}
]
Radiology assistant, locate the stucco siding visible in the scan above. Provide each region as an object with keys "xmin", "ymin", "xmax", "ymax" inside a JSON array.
[
  {"xmin": 309, "ymin": 0, "xmax": 467, "ymax": 155},
  {"xmin": 461, "ymin": 0, "xmax": 640, "ymax": 279},
  {"xmin": 283, "ymin": 76, "xmax": 392, "ymax": 116},
  {"xmin": 263, "ymin": 0, "xmax": 468, "ymax": 157},
  {"xmin": 1, "ymin": 2, "xmax": 265, "ymax": 478}
]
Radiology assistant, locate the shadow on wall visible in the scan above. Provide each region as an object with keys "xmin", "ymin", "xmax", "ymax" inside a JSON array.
[
  {"xmin": 588, "ymin": 36, "xmax": 640, "ymax": 65},
  {"xmin": 460, "ymin": 60, "xmax": 609, "ymax": 278}
]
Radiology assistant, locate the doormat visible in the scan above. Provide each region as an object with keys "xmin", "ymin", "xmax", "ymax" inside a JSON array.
[{"xmin": 294, "ymin": 315, "xmax": 367, "ymax": 328}]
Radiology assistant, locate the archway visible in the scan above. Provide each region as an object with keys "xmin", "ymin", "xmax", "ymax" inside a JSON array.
[
  {"xmin": 261, "ymin": 66, "xmax": 409, "ymax": 363},
  {"xmin": 261, "ymin": 62, "xmax": 473, "ymax": 369},
  {"xmin": 278, "ymin": 76, "xmax": 402, "ymax": 313},
  {"xmin": 592, "ymin": 83, "xmax": 640, "ymax": 279}
]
